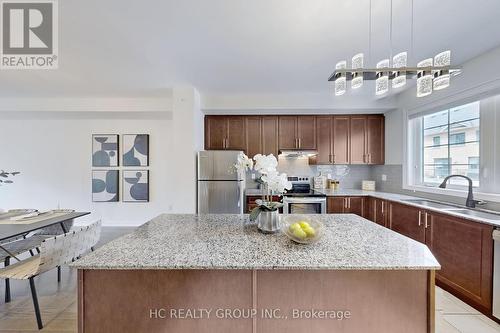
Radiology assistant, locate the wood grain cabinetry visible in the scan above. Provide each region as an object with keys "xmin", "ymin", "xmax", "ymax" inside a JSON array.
[
  {"xmin": 365, "ymin": 197, "xmax": 388, "ymax": 227},
  {"xmin": 425, "ymin": 211, "xmax": 493, "ymax": 313},
  {"xmin": 278, "ymin": 116, "xmax": 316, "ymax": 150},
  {"xmin": 327, "ymin": 196, "xmax": 364, "ymax": 216},
  {"xmin": 388, "ymin": 202, "xmax": 426, "ymax": 243},
  {"xmin": 205, "ymin": 115, "xmax": 383, "ymax": 163},
  {"xmin": 316, "ymin": 116, "xmax": 351, "ymax": 164},
  {"xmin": 205, "ymin": 116, "xmax": 246, "ymax": 150},
  {"xmin": 348, "ymin": 115, "xmax": 385, "ymax": 165},
  {"xmin": 261, "ymin": 116, "xmax": 279, "ymax": 156}
]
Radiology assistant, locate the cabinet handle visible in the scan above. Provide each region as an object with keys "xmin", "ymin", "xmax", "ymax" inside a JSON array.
[
  {"xmin": 381, "ymin": 201, "xmax": 384, "ymax": 214},
  {"xmin": 332, "ymin": 154, "xmax": 336, "ymax": 164},
  {"xmin": 418, "ymin": 211, "xmax": 422, "ymax": 226},
  {"xmin": 349, "ymin": 198, "xmax": 351, "ymax": 209},
  {"xmin": 344, "ymin": 198, "xmax": 347, "ymax": 209},
  {"xmin": 424, "ymin": 213, "xmax": 429, "ymax": 228},
  {"xmin": 298, "ymin": 138, "xmax": 301, "ymax": 148},
  {"xmin": 368, "ymin": 153, "xmax": 371, "ymax": 163}
]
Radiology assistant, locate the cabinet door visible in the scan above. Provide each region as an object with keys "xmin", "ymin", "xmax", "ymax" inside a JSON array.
[
  {"xmin": 332, "ymin": 116, "xmax": 350, "ymax": 164},
  {"xmin": 316, "ymin": 116, "xmax": 333, "ymax": 164},
  {"xmin": 350, "ymin": 116, "xmax": 367, "ymax": 164},
  {"xmin": 364, "ymin": 197, "xmax": 374, "ymax": 221},
  {"xmin": 226, "ymin": 116, "xmax": 246, "ymax": 150},
  {"xmin": 388, "ymin": 202, "xmax": 425, "ymax": 243},
  {"xmin": 278, "ymin": 116, "xmax": 298, "ymax": 149},
  {"xmin": 262, "ymin": 116, "xmax": 279, "ymax": 156},
  {"xmin": 346, "ymin": 197, "xmax": 364, "ymax": 216},
  {"xmin": 297, "ymin": 116, "xmax": 316, "ymax": 149},
  {"xmin": 245, "ymin": 117, "xmax": 262, "ymax": 158},
  {"xmin": 205, "ymin": 116, "xmax": 227, "ymax": 150},
  {"xmin": 327, "ymin": 197, "xmax": 345, "ymax": 213},
  {"xmin": 373, "ymin": 199, "xmax": 388, "ymax": 227},
  {"xmin": 367, "ymin": 115, "xmax": 385, "ymax": 164},
  {"xmin": 426, "ymin": 212, "xmax": 493, "ymax": 313}
]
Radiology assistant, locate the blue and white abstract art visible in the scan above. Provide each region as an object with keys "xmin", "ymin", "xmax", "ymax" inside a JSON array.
[
  {"xmin": 123, "ymin": 134, "xmax": 149, "ymax": 166},
  {"xmin": 123, "ymin": 170, "xmax": 149, "ymax": 202},
  {"xmin": 92, "ymin": 134, "xmax": 119, "ymax": 167},
  {"xmin": 92, "ymin": 170, "xmax": 119, "ymax": 202}
]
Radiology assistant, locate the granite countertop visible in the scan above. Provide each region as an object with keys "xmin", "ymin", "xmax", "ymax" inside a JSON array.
[
  {"xmin": 314, "ymin": 189, "xmax": 500, "ymax": 227},
  {"xmin": 72, "ymin": 214, "xmax": 439, "ymax": 270}
]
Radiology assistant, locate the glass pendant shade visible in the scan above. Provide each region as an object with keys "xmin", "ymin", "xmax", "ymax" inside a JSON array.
[
  {"xmin": 433, "ymin": 50, "xmax": 451, "ymax": 91},
  {"xmin": 351, "ymin": 53, "xmax": 364, "ymax": 89},
  {"xmin": 335, "ymin": 61, "xmax": 347, "ymax": 96},
  {"xmin": 375, "ymin": 59, "xmax": 389, "ymax": 95},
  {"xmin": 392, "ymin": 52, "xmax": 407, "ymax": 88},
  {"xmin": 417, "ymin": 58, "xmax": 433, "ymax": 97}
]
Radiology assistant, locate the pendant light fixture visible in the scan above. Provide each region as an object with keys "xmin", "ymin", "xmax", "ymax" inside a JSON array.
[{"xmin": 328, "ymin": 0, "xmax": 460, "ymax": 98}]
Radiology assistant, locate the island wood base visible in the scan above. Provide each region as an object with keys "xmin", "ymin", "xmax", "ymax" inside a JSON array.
[{"xmin": 78, "ymin": 269, "xmax": 435, "ymax": 333}]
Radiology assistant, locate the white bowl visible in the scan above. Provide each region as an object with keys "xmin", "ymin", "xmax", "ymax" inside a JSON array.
[{"xmin": 281, "ymin": 215, "xmax": 324, "ymax": 244}]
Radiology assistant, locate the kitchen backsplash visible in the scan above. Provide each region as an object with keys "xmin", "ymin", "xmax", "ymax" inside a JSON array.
[{"xmin": 246, "ymin": 160, "xmax": 500, "ymax": 212}]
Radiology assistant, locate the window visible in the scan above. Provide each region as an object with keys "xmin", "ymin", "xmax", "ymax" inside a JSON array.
[
  {"xmin": 450, "ymin": 132, "xmax": 465, "ymax": 144},
  {"xmin": 421, "ymin": 102, "xmax": 480, "ymax": 187},
  {"xmin": 407, "ymin": 94, "xmax": 500, "ymax": 200},
  {"xmin": 468, "ymin": 157, "xmax": 479, "ymax": 181}
]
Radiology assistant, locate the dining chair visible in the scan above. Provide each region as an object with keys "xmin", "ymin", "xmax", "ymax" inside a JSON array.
[{"xmin": 0, "ymin": 220, "xmax": 101, "ymax": 329}]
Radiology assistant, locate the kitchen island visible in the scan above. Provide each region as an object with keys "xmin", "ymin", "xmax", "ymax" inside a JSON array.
[{"xmin": 73, "ymin": 214, "xmax": 440, "ymax": 333}]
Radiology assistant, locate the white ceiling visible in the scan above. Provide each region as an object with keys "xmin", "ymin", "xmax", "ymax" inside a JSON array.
[{"xmin": 2, "ymin": 0, "xmax": 500, "ymax": 108}]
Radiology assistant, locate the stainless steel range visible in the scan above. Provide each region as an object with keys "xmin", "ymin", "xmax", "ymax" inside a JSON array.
[{"xmin": 283, "ymin": 176, "xmax": 326, "ymax": 214}]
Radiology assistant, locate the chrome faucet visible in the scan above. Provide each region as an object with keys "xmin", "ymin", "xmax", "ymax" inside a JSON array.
[{"xmin": 438, "ymin": 175, "xmax": 477, "ymax": 208}]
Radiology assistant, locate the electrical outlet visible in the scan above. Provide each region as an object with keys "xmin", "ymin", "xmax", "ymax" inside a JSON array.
[
  {"xmin": 381, "ymin": 174, "xmax": 387, "ymax": 181},
  {"xmin": 251, "ymin": 173, "xmax": 256, "ymax": 180}
]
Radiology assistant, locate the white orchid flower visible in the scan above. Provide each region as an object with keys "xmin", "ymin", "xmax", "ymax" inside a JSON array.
[
  {"xmin": 253, "ymin": 154, "xmax": 278, "ymax": 175},
  {"xmin": 234, "ymin": 152, "xmax": 253, "ymax": 172}
]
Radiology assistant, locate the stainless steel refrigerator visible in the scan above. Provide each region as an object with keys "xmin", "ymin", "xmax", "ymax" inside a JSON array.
[{"xmin": 197, "ymin": 150, "xmax": 245, "ymax": 214}]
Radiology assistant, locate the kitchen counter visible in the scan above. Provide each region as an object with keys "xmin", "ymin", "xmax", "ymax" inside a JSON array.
[
  {"xmin": 314, "ymin": 188, "xmax": 500, "ymax": 227},
  {"xmin": 72, "ymin": 213, "xmax": 439, "ymax": 270}
]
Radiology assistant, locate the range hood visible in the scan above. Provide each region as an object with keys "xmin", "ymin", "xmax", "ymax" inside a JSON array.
[{"xmin": 278, "ymin": 149, "xmax": 318, "ymax": 158}]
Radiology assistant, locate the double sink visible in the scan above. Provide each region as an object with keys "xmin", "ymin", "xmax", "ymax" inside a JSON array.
[{"xmin": 401, "ymin": 199, "xmax": 500, "ymax": 222}]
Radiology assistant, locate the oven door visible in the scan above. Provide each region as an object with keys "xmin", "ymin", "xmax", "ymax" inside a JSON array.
[{"xmin": 283, "ymin": 197, "xmax": 326, "ymax": 214}]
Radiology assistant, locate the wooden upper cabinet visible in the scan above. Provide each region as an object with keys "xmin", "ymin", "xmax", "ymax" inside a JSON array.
[
  {"xmin": 350, "ymin": 116, "xmax": 367, "ymax": 164},
  {"xmin": 425, "ymin": 212, "xmax": 493, "ymax": 313},
  {"xmin": 367, "ymin": 115, "xmax": 385, "ymax": 164},
  {"xmin": 332, "ymin": 116, "xmax": 350, "ymax": 164},
  {"xmin": 245, "ymin": 117, "xmax": 262, "ymax": 158},
  {"xmin": 205, "ymin": 116, "xmax": 227, "ymax": 150},
  {"xmin": 226, "ymin": 116, "xmax": 246, "ymax": 150},
  {"xmin": 388, "ymin": 202, "xmax": 426, "ymax": 243},
  {"xmin": 205, "ymin": 116, "xmax": 246, "ymax": 151},
  {"xmin": 262, "ymin": 116, "xmax": 279, "ymax": 157},
  {"xmin": 278, "ymin": 116, "xmax": 298, "ymax": 149},
  {"xmin": 297, "ymin": 116, "xmax": 316, "ymax": 149},
  {"xmin": 316, "ymin": 116, "xmax": 333, "ymax": 164}
]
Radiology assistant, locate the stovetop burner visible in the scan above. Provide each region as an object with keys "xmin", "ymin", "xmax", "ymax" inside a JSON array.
[{"xmin": 283, "ymin": 176, "xmax": 326, "ymax": 197}]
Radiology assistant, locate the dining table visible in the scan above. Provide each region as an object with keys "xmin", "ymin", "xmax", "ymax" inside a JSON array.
[{"xmin": 0, "ymin": 211, "xmax": 90, "ymax": 261}]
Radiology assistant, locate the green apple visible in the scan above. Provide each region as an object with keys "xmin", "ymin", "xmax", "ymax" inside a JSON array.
[
  {"xmin": 292, "ymin": 228, "xmax": 307, "ymax": 239},
  {"xmin": 299, "ymin": 221, "xmax": 311, "ymax": 229},
  {"xmin": 303, "ymin": 226, "xmax": 316, "ymax": 237}
]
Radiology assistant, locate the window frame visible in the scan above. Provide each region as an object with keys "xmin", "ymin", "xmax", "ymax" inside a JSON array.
[{"xmin": 403, "ymin": 98, "xmax": 500, "ymax": 203}]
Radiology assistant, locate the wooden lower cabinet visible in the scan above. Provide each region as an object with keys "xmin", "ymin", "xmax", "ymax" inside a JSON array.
[
  {"xmin": 365, "ymin": 197, "xmax": 388, "ymax": 227},
  {"xmin": 388, "ymin": 202, "xmax": 426, "ymax": 243},
  {"xmin": 327, "ymin": 196, "xmax": 364, "ymax": 216},
  {"xmin": 425, "ymin": 212, "xmax": 494, "ymax": 314},
  {"xmin": 246, "ymin": 195, "xmax": 281, "ymax": 213}
]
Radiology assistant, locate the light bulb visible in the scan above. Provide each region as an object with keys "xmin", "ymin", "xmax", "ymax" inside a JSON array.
[
  {"xmin": 433, "ymin": 50, "xmax": 451, "ymax": 91},
  {"xmin": 335, "ymin": 60, "xmax": 347, "ymax": 96},
  {"xmin": 392, "ymin": 52, "xmax": 407, "ymax": 88},
  {"xmin": 417, "ymin": 58, "xmax": 433, "ymax": 97},
  {"xmin": 375, "ymin": 59, "xmax": 389, "ymax": 95},
  {"xmin": 351, "ymin": 53, "xmax": 364, "ymax": 89}
]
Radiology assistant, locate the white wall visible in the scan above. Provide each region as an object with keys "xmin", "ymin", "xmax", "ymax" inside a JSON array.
[{"xmin": 0, "ymin": 88, "xmax": 202, "ymax": 226}]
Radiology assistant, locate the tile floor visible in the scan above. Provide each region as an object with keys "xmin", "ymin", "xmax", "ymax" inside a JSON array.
[{"xmin": 0, "ymin": 227, "xmax": 499, "ymax": 332}]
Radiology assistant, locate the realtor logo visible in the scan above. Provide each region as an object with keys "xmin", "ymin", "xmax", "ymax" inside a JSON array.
[{"xmin": 1, "ymin": 0, "xmax": 58, "ymax": 69}]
